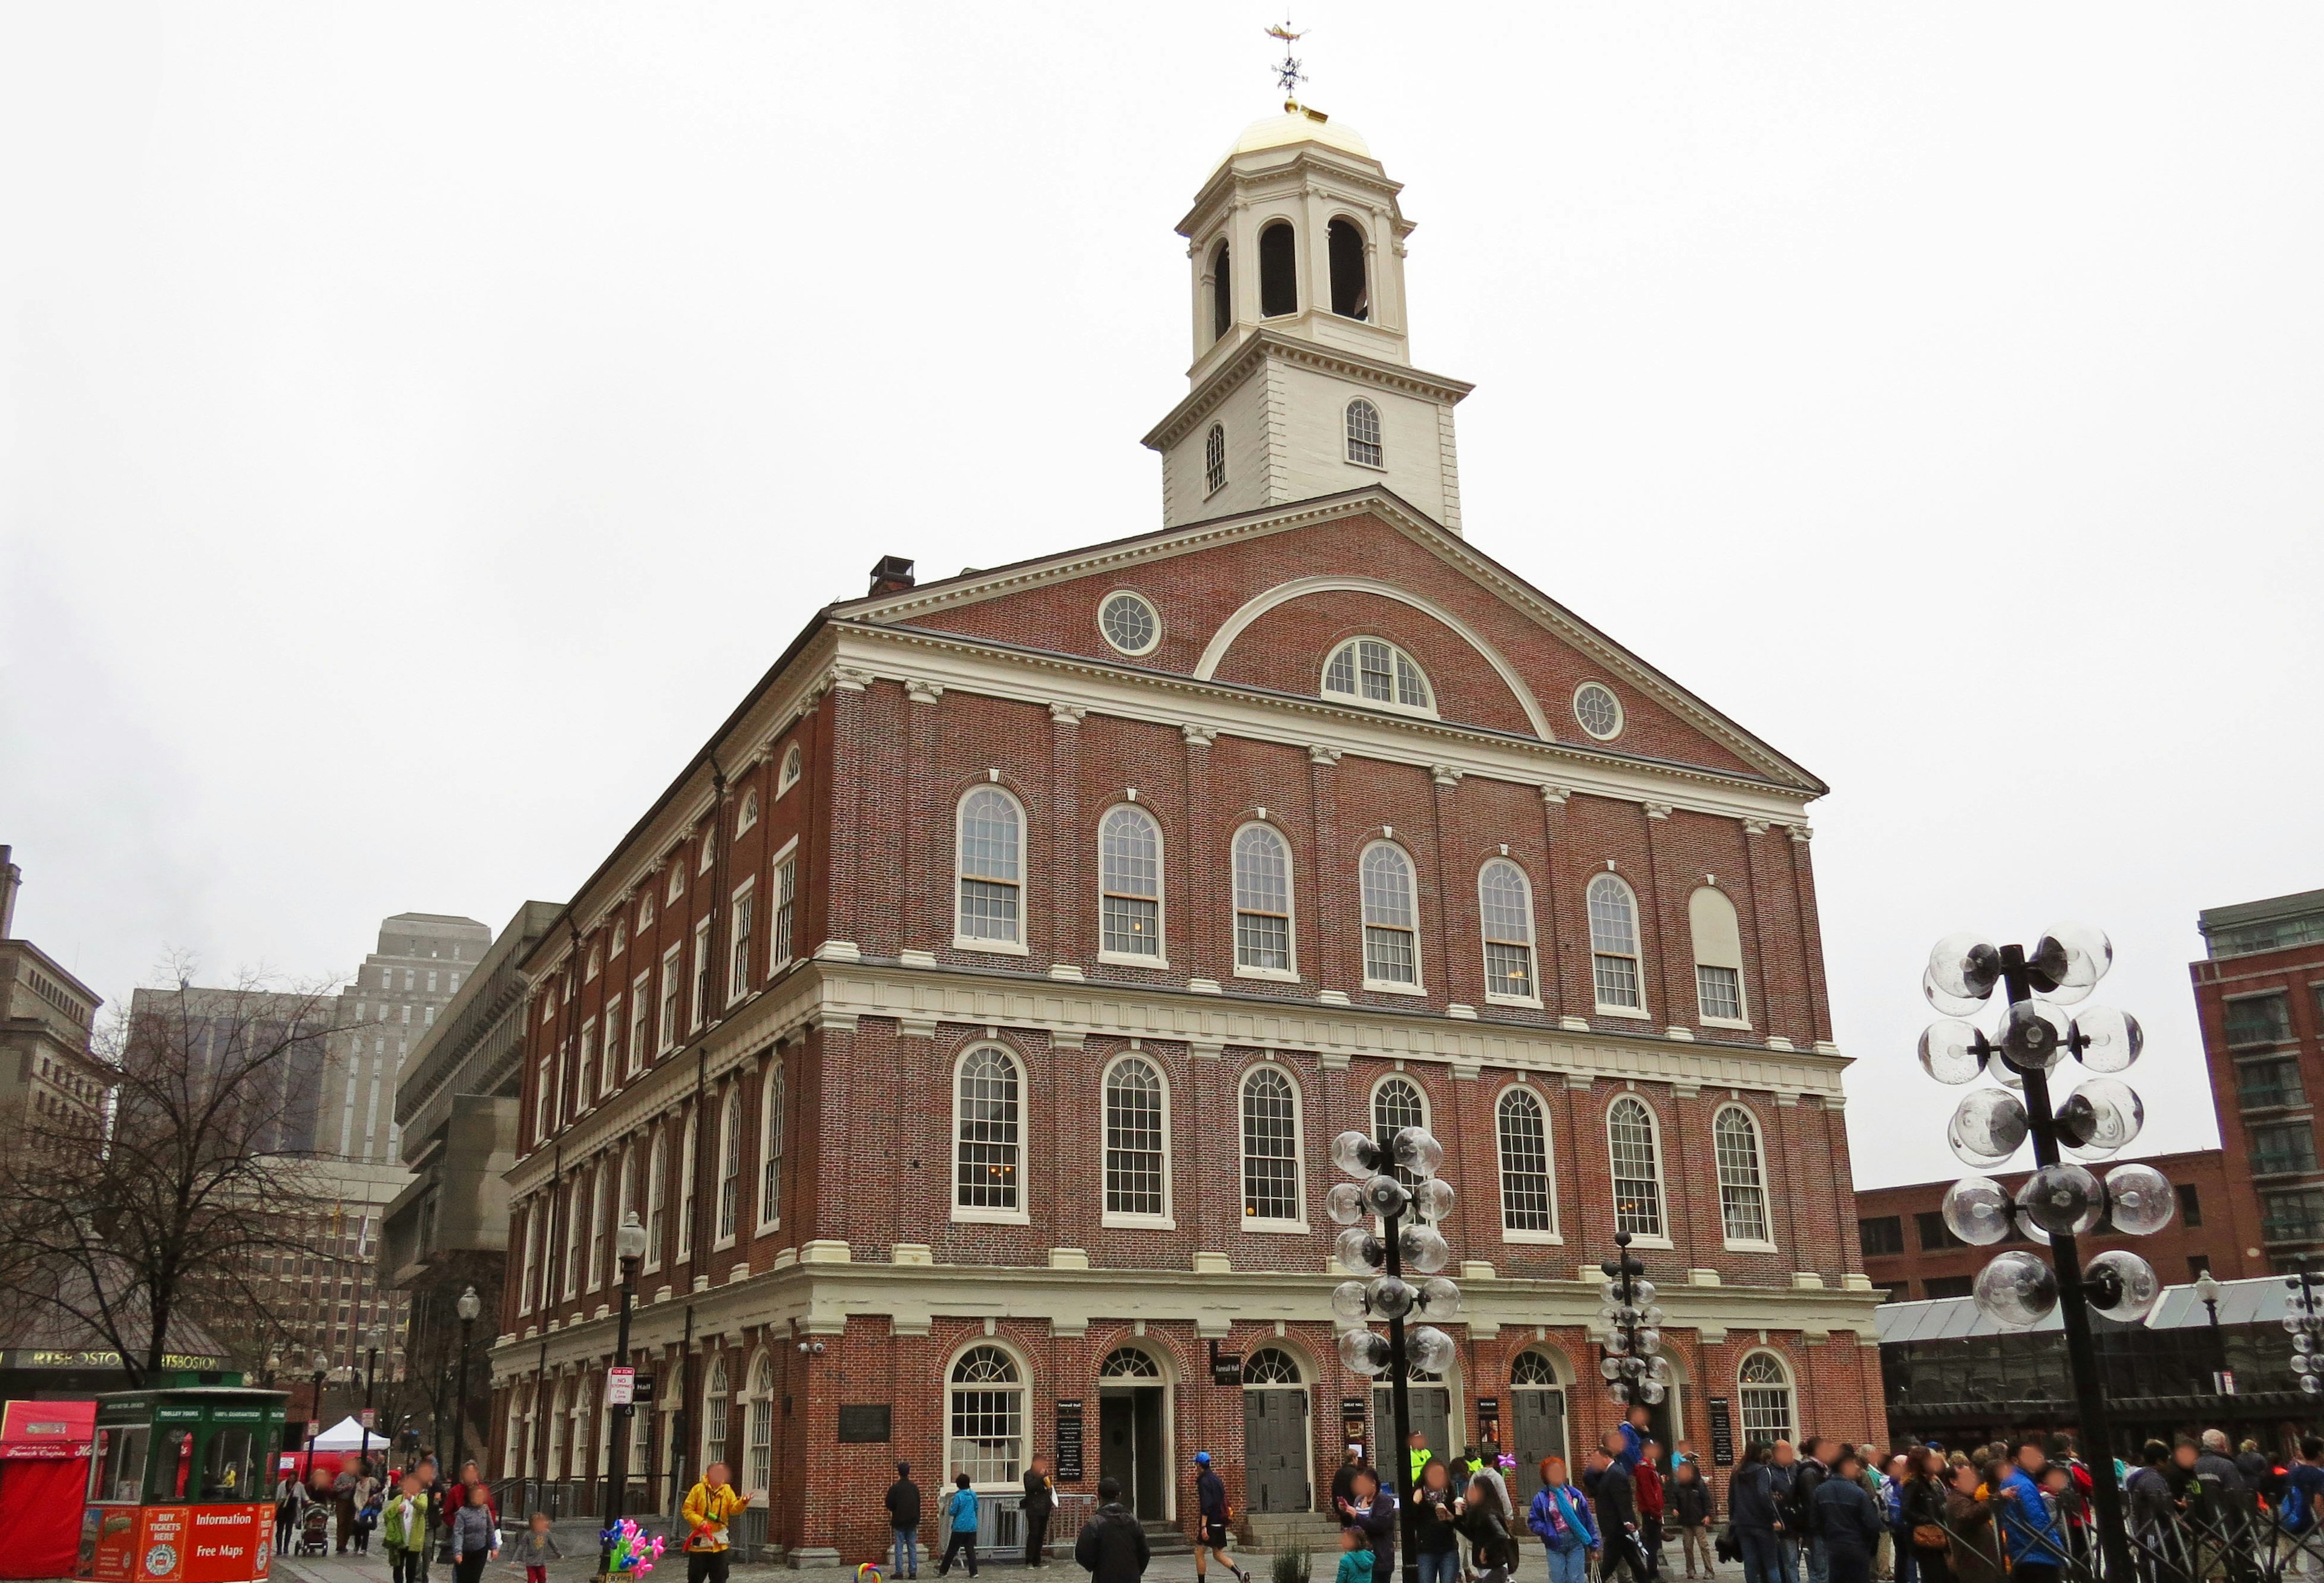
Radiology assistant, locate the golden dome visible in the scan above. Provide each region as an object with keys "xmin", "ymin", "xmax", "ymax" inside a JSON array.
[{"xmin": 1224, "ymin": 103, "xmax": 1373, "ymax": 164}]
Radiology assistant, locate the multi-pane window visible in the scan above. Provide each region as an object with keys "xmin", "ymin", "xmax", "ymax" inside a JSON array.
[
  {"xmin": 702, "ymin": 1357, "xmax": 729, "ymax": 1471},
  {"xmin": 534, "ymin": 1055, "xmax": 553, "ymax": 1142},
  {"xmin": 1859, "ymin": 1215, "xmax": 1905, "ymax": 1257},
  {"xmin": 1361, "ymin": 842, "xmax": 1420, "ymax": 987},
  {"xmin": 729, "ymin": 882, "xmax": 755, "ymax": 1003},
  {"xmin": 601, "ymin": 998, "xmax": 623, "ymax": 1094},
  {"xmin": 628, "ymin": 977, "xmax": 651, "ymax": 1075},
  {"xmin": 518, "ymin": 1204, "xmax": 540, "ymax": 1313},
  {"xmin": 677, "ymin": 1109, "xmax": 698, "ymax": 1260},
  {"xmin": 1232, "ymin": 824, "xmax": 1293, "ymax": 972},
  {"xmin": 1323, "ymin": 638, "xmax": 1432, "ymax": 713},
  {"xmin": 1690, "ymin": 887, "xmax": 1748, "ymax": 1024},
  {"xmin": 1344, "ymin": 398, "xmax": 1383, "ymax": 467},
  {"xmin": 759, "ymin": 1061, "xmax": 784, "ymax": 1231},
  {"xmin": 1099, "ymin": 805, "xmax": 1163, "ymax": 957},
  {"xmin": 585, "ymin": 1163, "xmax": 608, "ymax": 1289},
  {"xmin": 715, "ymin": 1090, "xmax": 743, "ymax": 1243},
  {"xmin": 1239, "ymin": 1066, "xmax": 1302, "ymax": 1224},
  {"xmin": 772, "ymin": 854, "xmax": 797, "ymax": 969},
  {"xmin": 575, "ymin": 1023, "xmax": 597, "ymax": 1109},
  {"xmin": 1697, "ymin": 965, "xmax": 1743, "ymax": 1022},
  {"xmin": 1478, "ymin": 860, "xmax": 1537, "ymax": 1000},
  {"xmin": 561, "ymin": 1178, "xmax": 583, "ymax": 1299},
  {"xmin": 1713, "ymin": 1106, "xmax": 1770, "ymax": 1244},
  {"xmin": 777, "ymin": 743, "xmax": 803, "ymax": 796},
  {"xmin": 2251, "ymin": 1121, "xmax": 2317, "ymax": 1176},
  {"xmin": 644, "ymin": 1130, "xmax": 668, "ymax": 1269},
  {"xmin": 2226, "ymin": 994, "xmax": 2293, "ymax": 1048},
  {"xmin": 1737, "ymin": 1353, "xmax": 1794, "ymax": 1447},
  {"xmin": 691, "ymin": 918, "xmax": 713, "ymax": 1030},
  {"xmin": 957, "ymin": 788, "xmax": 1023, "ymax": 945},
  {"xmin": 1204, "ymin": 423, "xmax": 1227, "ymax": 494},
  {"xmin": 956, "ymin": 1047, "xmax": 1023, "ymax": 1213},
  {"xmin": 746, "ymin": 1358, "xmax": 775, "ymax": 1493},
  {"xmin": 1607, "ymin": 1096, "xmax": 1664, "ymax": 1237},
  {"xmin": 1588, "ymin": 875, "xmax": 1644, "ymax": 1011},
  {"xmin": 658, "ymin": 948, "xmax": 683, "ymax": 1052},
  {"xmin": 1103, "ymin": 1057, "xmax": 1167, "ymax": 1218},
  {"xmin": 1374, "ymin": 1077, "xmax": 1428, "ymax": 1198},
  {"xmin": 1496, "ymin": 1087, "xmax": 1555, "ymax": 1233},
  {"xmin": 2240, "ymin": 1057, "xmax": 2305, "ymax": 1112},
  {"xmin": 948, "ymin": 1346, "xmax": 1025, "ymax": 1487},
  {"xmin": 2263, "ymin": 1187, "xmax": 2324, "ymax": 1244}
]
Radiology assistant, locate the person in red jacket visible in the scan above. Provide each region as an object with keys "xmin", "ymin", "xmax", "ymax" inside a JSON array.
[{"xmin": 1635, "ymin": 1441, "xmax": 1668, "ymax": 1581}]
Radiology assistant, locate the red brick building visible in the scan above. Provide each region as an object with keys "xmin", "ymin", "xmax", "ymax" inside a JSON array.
[
  {"xmin": 486, "ymin": 102, "xmax": 1882, "ymax": 1562},
  {"xmin": 2193, "ymin": 887, "xmax": 2324, "ymax": 1264},
  {"xmin": 1854, "ymin": 1147, "xmax": 2265, "ymax": 1303}
]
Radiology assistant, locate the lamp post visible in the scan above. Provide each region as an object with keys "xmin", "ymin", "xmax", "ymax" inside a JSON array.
[
  {"xmin": 1595, "ymin": 1233, "xmax": 1672, "ymax": 1416},
  {"xmin": 601, "ymin": 1211, "xmax": 651, "ymax": 1573},
  {"xmin": 1918, "ymin": 923, "xmax": 2175, "ymax": 1583},
  {"xmin": 2285, "ymin": 1259, "xmax": 2323, "ymax": 1400},
  {"xmin": 303, "ymin": 1349, "xmax": 330, "ymax": 1482},
  {"xmin": 454, "ymin": 1286, "xmax": 482, "ymax": 1475},
  {"xmin": 2193, "ymin": 1270, "xmax": 2226, "ymax": 1394},
  {"xmin": 1325, "ymin": 1124, "xmax": 1460, "ymax": 1583},
  {"xmin": 358, "ymin": 1325, "xmax": 385, "ymax": 1475}
]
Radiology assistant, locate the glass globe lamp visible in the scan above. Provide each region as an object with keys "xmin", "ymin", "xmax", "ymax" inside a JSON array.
[
  {"xmin": 1368, "ymin": 1276, "xmax": 1416, "ymax": 1319},
  {"xmin": 2016, "ymin": 1164, "xmax": 2104, "ymax": 1236},
  {"xmin": 1400, "ymin": 1224, "xmax": 1452, "ymax": 1274},
  {"xmin": 1928, "ymin": 933, "xmax": 2003, "ymax": 1003},
  {"xmin": 1419, "ymin": 1276, "xmax": 1460, "ymax": 1313},
  {"xmin": 1412, "ymin": 1179, "xmax": 1457, "ymax": 1221},
  {"xmin": 1325, "ymin": 1182, "xmax": 1368, "ymax": 1227},
  {"xmin": 2057, "ymin": 1078, "xmax": 2144, "ymax": 1154},
  {"xmin": 1919, "ymin": 1020, "xmax": 1986, "ymax": 1085},
  {"xmin": 1336, "ymin": 1328, "xmax": 1391, "ymax": 1375},
  {"xmin": 1331, "ymin": 1280, "xmax": 1371, "ymax": 1320},
  {"xmin": 1331, "ymin": 1132, "xmax": 1379, "ymax": 1178},
  {"xmin": 1940, "ymin": 1176, "xmax": 2014, "ymax": 1246},
  {"xmin": 1638, "ymin": 1380, "xmax": 1667, "ymax": 1405},
  {"xmin": 2030, "ymin": 922, "xmax": 2112, "ymax": 1005},
  {"xmin": 1362, "ymin": 1175, "xmax": 1411, "ymax": 1218},
  {"xmin": 1974, "ymin": 1250, "xmax": 2060, "ymax": 1328},
  {"xmin": 1948, "ymin": 1089, "xmax": 2028, "ymax": 1167},
  {"xmin": 1923, "ymin": 968, "xmax": 1988, "ymax": 1019},
  {"xmin": 1392, "ymin": 1129, "xmax": 1446, "ymax": 1179},
  {"xmin": 1333, "ymin": 1228, "xmax": 1384, "ymax": 1274},
  {"xmin": 1408, "ymin": 1326, "xmax": 1456, "ymax": 1374},
  {"xmin": 2083, "ymin": 1250, "xmax": 2161, "ymax": 1322},
  {"xmin": 2102, "ymin": 1163, "xmax": 2175, "ymax": 1236},
  {"xmin": 2069, "ymin": 1007, "xmax": 2143, "ymax": 1073}
]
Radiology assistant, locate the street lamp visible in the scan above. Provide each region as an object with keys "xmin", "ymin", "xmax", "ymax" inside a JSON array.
[
  {"xmin": 303, "ymin": 1349, "xmax": 330, "ymax": 1482},
  {"xmin": 1595, "ymin": 1233, "xmax": 1671, "ymax": 1411},
  {"xmin": 601, "ymin": 1210, "xmax": 652, "ymax": 1573},
  {"xmin": 1325, "ymin": 1124, "xmax": 1459, "ymax": 1583},
  {"xmin": 2193, "ymin": 1269, "xmax": 2226, "ymax": 1392},
  {"xmin": 454, "ymin": 1286, "xmax": 482, "ymax": 1475},
  {"xmin": 2285, "ymin": 1260, "xmax": 2323, "ymax": 1398},
  {"xmin": 1917, "ymin": 923, "xmax": 2172, "ymax": 1583},
  {"xmin": 358, "ymin": 1325, "xmax": 386, "ymax": 1474}
]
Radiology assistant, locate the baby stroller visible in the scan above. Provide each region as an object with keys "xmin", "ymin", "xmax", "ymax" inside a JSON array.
[{"xmin": 297, "ymin": 1501, "xmax": 332, "ymax": 1556}]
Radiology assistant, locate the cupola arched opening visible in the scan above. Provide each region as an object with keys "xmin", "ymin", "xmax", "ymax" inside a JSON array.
[
  {"xmin": 1258, "ymin": 221, "xmax": 1298, "ymax": 318},
  {"xmin": 1210, "ymin": 240, "xmax": 1232, "ymax": 341},
  {"xmin": 1328, "ymin": 218, "xmax": 1369, "ymax": 320}
]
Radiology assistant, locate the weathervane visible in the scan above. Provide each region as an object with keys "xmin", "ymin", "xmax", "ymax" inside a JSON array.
[{"xmin": 1265, "ymin": 17, "xmax": 1306, "ymax": 103}]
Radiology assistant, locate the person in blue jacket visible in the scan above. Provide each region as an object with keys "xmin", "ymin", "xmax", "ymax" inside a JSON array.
[
  {"xmin": 1992, "ymin": 1441, "xmax": 2067, "ymax": 1583},
  {"xmin": 1526, "ymin": 1456, "xmax": 1600, "ymax": 1583},
  {"xmin": 1806, "ymin": 1450, "xmax": 1883, "ymax": 1583},
  {"xmin": 937, "ymin": 1472, "xmax": 983, "ymax": 1578}
]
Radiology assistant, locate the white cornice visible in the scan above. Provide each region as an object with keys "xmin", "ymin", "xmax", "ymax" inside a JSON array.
[{"xmin": 1140, "ymin": 332, "xmax": 1473, "ymax": 453}]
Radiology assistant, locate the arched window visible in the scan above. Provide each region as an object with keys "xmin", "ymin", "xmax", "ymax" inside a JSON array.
[
  {"xmin": 1373, "ymin": 1076, "xmax": 1429, "ymax": 1195},
  {"xmin": 1737, "ymin": 1352, "xmax": 1795, "ymax": 1447},
  {"xmin": 1496, "ymin": 1086, "xmax": 1556, "ymax": 1235},
  {"xmin": 737, "ymin": 789, "xmax": 759, "ymax": 834},
  {"xmin": 1232, "ymin": 824, "xmax": 1294, "ymax": 974},
  {"xmin": 1099, "ymin": 1346, "xmax": 1163, "ymax": 1380},
  {"xmin": 1344, "ymin": 398, "xmax": 1383, "ymax": 467},
  {"xmin": 1479, "ymin": 859, "xmax": 1538, "ymax": 1001},
  {"xmin": 1607, "ymin": 1096, "xmax": 1665, "ymax": 1238},
  {"xmin": 518, "ymin": 1200, "xmax": 541, "ymax": 1313},
  {"xmin": 776, "ymin": 743, "xmax": 803, "ymax": 797},
  {"xmin": 1323, "ymin": 638, "xmax": 1433, "ymax": 715},
  {"xmin": 1258, "ymin": 221, "xmax": 1298, "ymax": 318},
  {"xmin": 644, "ymin": 1128, "xmax": 668, "ymax": 1270},
  {"xmin": 954, "ymin": 1046, "xmax": 1024, "ymax": 1217},
  {"xmin": 948, "ymin": 1345, "xmax": 1026, "ymax": 1487},
  {"xmin": 745, "ymin": 1355, "xmax": 776, "ymax": 1494},
  {"xmin": 676, "ymin": 1107, "xmax": 699, "ymax": 1260},
  {"xmin": 561, "ymin": 1176, "xmax": 583, "ymax": 1300},
  {"xmin": 758, "ymin": 1058, "xmax": 785, "ymax": 1234},
  {"xmin": 1328, "ymin": 217, "xmax": 1370, "ymax": 320},
  {"xmin": 585, "ymin": 1160, "xmax": 608, "ymax": 1290},
  {"xmin": 1210, "ymin": 240, "xmax": 1232, "ymax": 341},
  {"xmin": 1713, "ymin": 1105, "xmax": 1771, "ymax": 1246},
  {"xmin": 715, "ymin": 1087, "xmax": 743, "ymax": 1244},
  {"xmin": 1588, "ymin": 874, "xmax": 1645, "ymax": 1012},
  {"xmin": 1098, "ymin": 805, "xmax": 1163, "ymax": 959},
  {"xmin": 956, "ymin": 787, "xmax": 1025, "ymax": 947},
  {"xmin": 1359, "ymin": 842, "xmax": 1421, "ymax": 988},
  {"xmin": 1103, "ymin": 1056, "xmax": 1169, "ymax": 1221},
  {"xmin": 1240, "ymin": 1064, "xmax": 1304, "ymax": 1226},
  {"xmin": 1512, "ymin": 1352, "xmax": 1561, "ymax": 1387},
  {"xmin": 570, "ymin": 1376, "xmax": 591, "ymax": 1480},
  {"xmin": 1204, "ymin": 423, "xmax": 1227, "ymax": 494},
  {"xmin": 1244, "ymin": 1347, "xmax": 1304, "ymax": 1385},
  {"xmin": 615, "ymin": 1143, "xmax": 637, "ymax": 1249},
  {"xmin": 702, "ymin": 1355, "xmax": 730, "ymax": 1472},
  {"xmin": 545, "ymin": 1378, "xmax": 566, "ymax": 1476},
  {"xmin": 1690, "ymin": 886, "xmax": 1749, "ymax": 1025}
]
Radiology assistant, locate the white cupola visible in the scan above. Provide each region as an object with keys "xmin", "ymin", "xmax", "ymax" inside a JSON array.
[{"xmin": 1141, "ymin": 103, "xmax": 1472, "ymax": 533}]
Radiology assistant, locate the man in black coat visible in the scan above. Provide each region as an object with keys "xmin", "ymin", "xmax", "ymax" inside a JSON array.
[
  {"xmin": 1024, "ymin": 1454, "xmax": 1057, "ymax": 1567},
  {"xmin": 1075, "ymin": 1478, "xmax": 1151, "ymax": 1583},
  {"xmin": 887, "ymin": 1461, "xmax": 924, "ymax": 1579},
  {"xmin": 1587, "ymin": 1447, "xmax": 1645, "ymax": 1583}
]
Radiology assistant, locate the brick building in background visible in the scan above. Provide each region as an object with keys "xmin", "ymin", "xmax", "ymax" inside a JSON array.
[
  {"xmin": 2194, "ymin": 887, "xmax": 2324, "ymax": 1263},
  {"xmin": 488, "ymin": 102, "xmax": 1882, "ymax": 1562}
]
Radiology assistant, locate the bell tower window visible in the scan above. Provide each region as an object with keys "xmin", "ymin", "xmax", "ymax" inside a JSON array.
[
  {"xmin": 1210, "ymin": 241, "xmax": 1232, "ymax": 342},
  {"xmin": 1204, "ymin": 424, "xmax": 1227, "ymax": 495},
  {"xmin": 1345, "ymin": 399, "xmax": 1382, "ymax": 467},
  {"xmin": 1328, "ymin": 218, "xmax": 1369, "ymax": 320},
  {"xmin": 1258, "ymin": 221, "xmax": 1298, "ymax": 318}
]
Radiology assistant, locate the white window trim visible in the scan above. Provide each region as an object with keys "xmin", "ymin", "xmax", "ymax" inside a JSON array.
[
  {"xmin": 767, "ymin": 834, "xmax": 801, "ymax": 978},
  {"xmin": 600, "ymin": 995, "xmax": 622, "ymax": 1096},
  {"xmin": 658, "ymin": 946, "xmax": 683, "ymax": 1053},
  {"xmin": 942, "ymin": 1339, "xmax": 1033, "ymax": 1495},
  {"xmin": 1589, "ymin": 873, "xmax": 1650, "ymax": 1018},
  {"xmin": 1237, "ymin": 1062, "xmax": 1310, "ymax": 1234},
  {"xmin": 675, "ymin": 1107, "xmax": 698, "ymax": 1261},
  {"xmin": 776, "ymin": 743, "xmax": 803, "ymax": 798},
  {"xmin": 1099, "ymin": 1051, "xmax": 1176, "ymax": 1230},
  {"xmin": 729, "ymin": 876, "xmax": 757, "ymax": 1005},
  {"xmin": 584, "ymin": 1161, "xmax": 608, "ymax": 1291},
  {"xmin": 755, "ymin": 1057, "xmax": 784, "ymax": 1237},
  {"xmin": 736, "ymin": 790, "xmax": 759, "ymax": 836},
  {"xmin": 1479, "ymin": 859, "xmax": 1544, "ymax": 1010},
  {"xmin": 712, "ymin": 1086, "xmax": 743, "ymax": 1251},
  {"xmin": 1712, "ymin": 1101, "xmax": 1778, "ymax": 1254},
  {"xmin": 574, "ymin": 1019, "xmax": 597, "ymax": 1116},
  {"xmin": 1322, "ymin": 637, "xmax": 1438, "ymax": 720},
  {"xmin": 1096, "ymin": 802, "xmax": 1170, "ymax": 969},
  {"xmin": 1358, "ymin": 839, "xmax": 1426, "ymax": 995},
  {"xmin": 1605, "ymin": 1093, "xmax": 1670, "ymax": 1245},
  {"xmin": 951, "ymin": 1043, "xmax": 1031, "ymax": 1227},
  {"xmin": 1096, "ymin": 589, "xmax": 1163, "ymax": 658},
  {"xmin": 1492, "ymin": 1081, "xmax": 1563, "ymax": 1245},
  {"xmin": 642, "ymin": 1129, "xmax": 668, "ymax": 1275},
  {"xmin": 954, "ymin": 785, "xmax": 1029, "ymax": 955},
  {"xmin": 1342, "ymin": 398, "xmax": 1388, "ymax": 471},
  {"xmin": 628, "ymin": 973, "xmax": 651, "ymax": 1075},
  {"xmin": 690, "ymin": 917, "xmax": 713, "ymax": 1031},
  {"xmin": 1572, "ymin": 680, "xmax": 1626, "ymax": 741},
  {"xmin": 1230, "ymin": 821, "xmax": 1299, "ymax": 982},
  {"xmin": 1203, "ymin": 423, "xmax": 1229, "ymax": 499}
]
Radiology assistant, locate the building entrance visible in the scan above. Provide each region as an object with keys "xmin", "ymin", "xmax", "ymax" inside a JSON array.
[
  {"xmin": 1240, "ymin": 1348, "xmax": 1311, "ymax": 1513},
  {"xmin": 1098, "ymin": 1346, "xmax": 1170, "ymax": 1521}
]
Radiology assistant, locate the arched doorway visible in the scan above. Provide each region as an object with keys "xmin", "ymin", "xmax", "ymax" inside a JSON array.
[
  {"xmin": 1373, "ymin": 1364, "xmax": 1454, "ymax": 1475},
  {"xmin": 1240, "ymin": 1348, "xmax": 1312, "ymax": 1513},
  {"xmin": 1098, "ymin": 1345, "xmax": 1171, "ymax": 1520},
  {"xmin": 1508, "ymin": 1351, "xmax": 1569, "ymax": 1504}
]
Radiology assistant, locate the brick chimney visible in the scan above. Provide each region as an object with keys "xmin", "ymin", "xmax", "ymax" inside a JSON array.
[
  {"xmin": 867, "ymin": 556, "xmax": 916, "ymax": 596},
  {"xmin": 0, "ymin": 846, "xmax": 19, "ymax": 940}
]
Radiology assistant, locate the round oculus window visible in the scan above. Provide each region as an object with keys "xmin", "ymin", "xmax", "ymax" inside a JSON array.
[
  {"xmin": 1098, "ymin": 591, "xmax": 1160, "ymax": 656},
  {"xmin": 1573, "ymin": 682, "xmax": 1624, "ymax": 740}
]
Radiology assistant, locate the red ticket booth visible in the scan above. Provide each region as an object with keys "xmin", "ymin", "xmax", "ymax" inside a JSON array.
[
  {"xmin": 77, "ymin": 1383, "xmax": 286, "ymax": 1583},
  {"xmin": 0, "ymin": 1400, "xmax": 96, "ymax": 1579}
]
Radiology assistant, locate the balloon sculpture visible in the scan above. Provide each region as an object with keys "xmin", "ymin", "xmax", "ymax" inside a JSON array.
[
  {"xmin": 601, "ymin": 1518, "xmax": 666, "ymax": 1575},
  {"xmin": 858, "ymin": 1565, "xmax": 886, "ymax": 1583}
]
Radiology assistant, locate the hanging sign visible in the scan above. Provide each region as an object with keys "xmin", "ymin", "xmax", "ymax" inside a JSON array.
[
  {"xmin": 1707, "ymin": 1398, "xmax": 1735, "ymax": 1467},
  {"xmin": 1055, "ymin": 1400, "xmax": 1086, "ymax": 1482}
]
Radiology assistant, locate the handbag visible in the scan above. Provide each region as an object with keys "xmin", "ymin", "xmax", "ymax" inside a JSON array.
[{"xmin": 1912, "ymin": 1524, "xmax": 1948, "ymax": 1550}]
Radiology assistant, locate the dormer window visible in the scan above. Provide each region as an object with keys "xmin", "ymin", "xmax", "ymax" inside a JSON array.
[
  {"xmin": 1210, "ymin": 240, "xmax": 1232, "ymax": 341},
  {"xmin": 1322, "ymin": 637, "xmax": 1433, "ymax": 716},
  {"xmin": 1204, "ymin": 424, "xmax": 1227, "ymax": 495},
  {"xmin": 1344, "ymin": 399, "xmax": 1382, "ymax": 467},
  {"xmin": 1328, "ymin": 218, "xmax": 1369, "ymax": 320},
  {"xmin": 1258, "ymin": 221, "xmax": 1298, "ymax": 318}
]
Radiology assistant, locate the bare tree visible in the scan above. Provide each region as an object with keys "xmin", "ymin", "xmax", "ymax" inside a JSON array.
[{"xmin": 0, "ymin": 962, "xmax": 338, "ymax": 1387}]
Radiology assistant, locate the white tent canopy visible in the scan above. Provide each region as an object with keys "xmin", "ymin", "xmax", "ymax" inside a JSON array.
[{"xmin": 309, "ymin": 1416, "xmax": 384, "ymax": 1452}]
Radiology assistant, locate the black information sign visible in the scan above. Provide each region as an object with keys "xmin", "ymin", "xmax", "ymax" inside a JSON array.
[
  {"xmin": 1707, "ymin": 1397, "xmax": 1735, "ymax": 1468},
  {"xmin": 1055, "ymin": 1400, "xmax": 1086, "ymax": 1482},
  {"xmin": 1341, "ymin": 1395, "xmax": 1368, "ymax": 1444},
  {"xmin": 838, "ymin": 1403, "xmax": 893, "ymax": 1444},
  {"xmin": 632, "ymin": 1375, "xmax": 657, "ymax": 1404},
  {"xmin": 1475, "ymin": 1397, "xmax": 1501, "ymax": 1437},
  {"xmin": 1211, "ymin": 1352, "xmax": 1244, "ymax": 1386}
]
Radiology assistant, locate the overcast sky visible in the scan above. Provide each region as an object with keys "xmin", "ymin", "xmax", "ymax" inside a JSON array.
[{"xmin": 5, "ymin": 5, "xmax": 2320, "ymax": 1188}]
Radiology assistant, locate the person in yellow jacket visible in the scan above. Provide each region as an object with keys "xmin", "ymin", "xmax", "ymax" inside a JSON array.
[{"xmin": 683, "ymin": 1462, "xmax": 751, "ymax": 1583}]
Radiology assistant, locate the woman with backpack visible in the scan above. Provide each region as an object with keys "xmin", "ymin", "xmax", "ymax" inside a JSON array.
[{"xmin": 1528, "ymin": 1457, "xmax": 1601, "ymax": 1583}]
